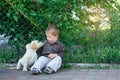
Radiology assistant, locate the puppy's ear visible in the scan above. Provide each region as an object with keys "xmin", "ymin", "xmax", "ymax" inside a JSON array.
[{"xmin": 30, "ymin": 42, "xmax": 37, "ymax": 50}]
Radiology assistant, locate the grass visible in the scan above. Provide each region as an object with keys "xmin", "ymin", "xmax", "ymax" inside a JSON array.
[
  {"xmin": 0, "ymin": 45, "xmax": 120, "ymax": 69},
  {"xmin": 64, "ymin": 46, "xmax": 120, "ymax": 63},
  {"xmin": 0, "ymin": 46, "xmax": 25, "ymax": 63}
]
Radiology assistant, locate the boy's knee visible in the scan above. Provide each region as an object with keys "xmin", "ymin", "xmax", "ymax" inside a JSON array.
[
  {"xmin": 39, "ymin": 56, "xmax": 46, "ymax": 59},
  {"xmin": 55, "ymin": 56, "xmax": 62, "ymax": 60}
]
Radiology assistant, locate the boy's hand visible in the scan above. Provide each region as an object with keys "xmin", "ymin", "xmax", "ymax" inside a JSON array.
[{"xmin": 48, "ymin": 54, "xmax": 58, "ymax": 59}]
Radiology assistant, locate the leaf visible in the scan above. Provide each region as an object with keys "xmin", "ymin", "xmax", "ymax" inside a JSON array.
[
  {"xmin": 13, "ymin": 15, "xmax": 18, "ymax": 22},
  {"xmin": 36, "ymin": 0, "xmax": 44, "ymax": 3},
  {"xmin": 30, "ymin": 11, "xmax": 36, "ymax": 16},
  {"xmin": 7, "ymin": 13, "xmax": 10, "ymax": 17},
  {"xmin": 10, "ymin": 28, "xmax": 15, "ymax": 32}
]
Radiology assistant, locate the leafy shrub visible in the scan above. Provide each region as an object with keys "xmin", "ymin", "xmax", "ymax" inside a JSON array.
[
  {"xmin": 0, "ymin": 0, "xmax": 120, "ymax": 63},
  {"xmin": 64, "ymin": 47, "xmax": 120, "ymax": 63}
]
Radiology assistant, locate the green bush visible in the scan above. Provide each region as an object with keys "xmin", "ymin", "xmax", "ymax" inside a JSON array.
[
  {"xmin": 86, "ymin": 47, "xmax": 120, "ymax": 63},
  {"xmin": 0, "ymin": 0, "xmax": 120, "ymax": 63},
  {"xmin": 0, "ymin": 48, "xmax": 23, "ymax": 63},
  {"xmin": 63, "ymin": 47, "xmax": 120, "ymax": 64}
]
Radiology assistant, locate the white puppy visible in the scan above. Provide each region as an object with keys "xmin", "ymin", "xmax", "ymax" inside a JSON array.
[{"xmin": 16, "ymin": 40, "xmax": 43, "ymax": 71}]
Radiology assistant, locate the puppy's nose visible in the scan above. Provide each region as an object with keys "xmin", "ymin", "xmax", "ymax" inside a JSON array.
[{"xmin": 39, "ymin": 42, "xmax": 44, "ymax": 46}]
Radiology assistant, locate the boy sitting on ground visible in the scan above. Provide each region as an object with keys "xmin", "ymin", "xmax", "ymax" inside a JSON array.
[{"xmin": 31, "ymin": 23, "xmax": 65, "ymax": 74}]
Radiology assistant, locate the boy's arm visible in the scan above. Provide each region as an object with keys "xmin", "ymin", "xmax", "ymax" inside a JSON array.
[{"xmin": 58, "ymin": 43, "xmax": 65, "ymax": 58}]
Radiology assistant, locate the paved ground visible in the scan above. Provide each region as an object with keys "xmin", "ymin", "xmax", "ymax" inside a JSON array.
[{"xmin": 0, "ymin": 69, "xmax": 120, "ymax": 80}]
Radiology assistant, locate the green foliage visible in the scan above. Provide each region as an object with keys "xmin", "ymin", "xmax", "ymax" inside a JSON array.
[
  {"xmin": 63, "ymin": 47, "xmax": 120, "ymax": 63},
  {"xmin": 0, "ymin": 47, "xmax": 25, "ymax": 63},
  {"xmin": 0, "ymin": 0, "xmax": 120, "ymax": 64}
]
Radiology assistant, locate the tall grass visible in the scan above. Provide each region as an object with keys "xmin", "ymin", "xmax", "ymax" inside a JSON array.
[{"xmin": 63, "ymin": 46, "xmax": 120, "ymax": 64}]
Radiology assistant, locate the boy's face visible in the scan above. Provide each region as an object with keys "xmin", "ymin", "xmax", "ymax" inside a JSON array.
[{"xmin": 46, "ymin": 31, "xmax": 58, "ymax": 44}]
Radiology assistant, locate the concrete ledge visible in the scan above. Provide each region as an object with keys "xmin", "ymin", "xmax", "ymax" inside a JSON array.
[
  {"xmin": 69, "ymin": 63, "xmax": 120, "ymax": 69},
  {"xmin": 0, "ymin": 63, "xmax": 16, "ymax": 69},
  {"xmin": 1, "ymin": 63, "xmax": 120, "ymax": 69}
]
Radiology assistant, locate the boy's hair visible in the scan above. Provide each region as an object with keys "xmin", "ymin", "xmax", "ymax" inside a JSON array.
[{"xmin": 46, "ymin": 23, "xmax": 59, "ymax": 36}]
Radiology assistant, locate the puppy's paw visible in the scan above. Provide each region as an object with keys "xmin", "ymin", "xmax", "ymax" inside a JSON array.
[
  {"xmin": 23, "ymin": 69, "xmax": 28, "ymax": 71},
  {"xmin": 16, "ymin": 65, "xmax": 21, "ymax": 70},
  {"xmin": 16, "ymin": 67, "xmax": 20, "ymax": 70}
]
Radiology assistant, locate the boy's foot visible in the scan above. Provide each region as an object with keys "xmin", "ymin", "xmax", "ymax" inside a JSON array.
[
  {"xmin": 43, "ymin": 67, "xmax": 54, "ymax": 74},
  {"xmin": 31, "ymin": 68, "xmax": 40, "ymax": 75}
]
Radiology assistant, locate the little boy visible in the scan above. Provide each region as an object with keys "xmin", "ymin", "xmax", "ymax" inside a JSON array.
[{"xmin": 31, "ymin": 24, "xmax": 65, "ymax": 74}]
